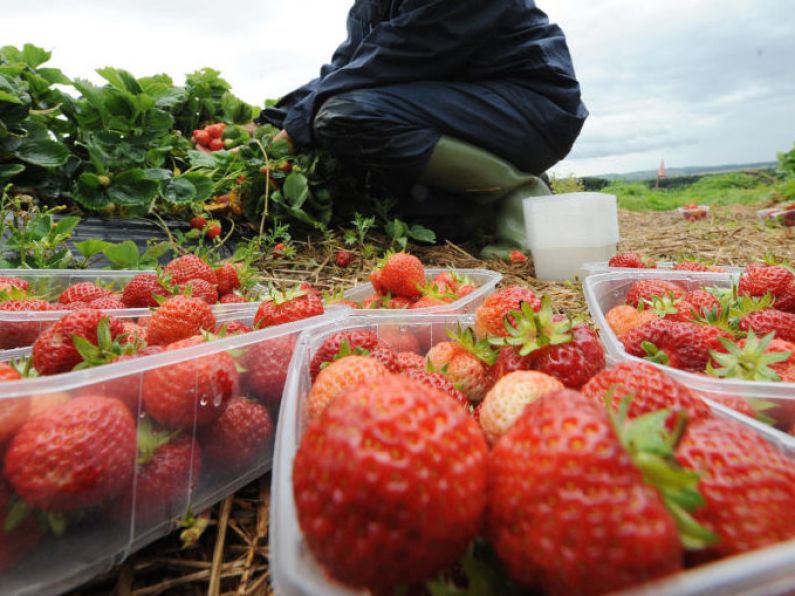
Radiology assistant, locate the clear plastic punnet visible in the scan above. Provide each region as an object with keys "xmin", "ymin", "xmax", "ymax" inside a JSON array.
[
  {"xmin": 584, "ymin": 270, "xmax": 795, "ymax": 448},
  {"xmin": 0, "ymin": 268, "xmax": 267, "ymax": 350},
  {"xmin": 580, "ymin": 261, "xmax": 745, "ymax": 278},
  {"xmin": 0, "ymin": 305, "xmax": 347, "ymax": 596},
  {"xmin": 342, "ymin": 268, "xmax": 501, "ymax": 314},
  {"xmin": 270, "ymin": 313, "xmax": 795, "ymax": 596}
]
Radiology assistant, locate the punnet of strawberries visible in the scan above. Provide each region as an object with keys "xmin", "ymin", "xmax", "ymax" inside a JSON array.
[
  {"xmin": 289, "ymin": 296, "xmax": 795, "ymax": 594},
  {"xmin": 0, "ymin": 277, "xmax": 335, "ymax": 578},
  {"xmin": 0, "ymin": 254, "xmax": 262, "ymax": 349}
]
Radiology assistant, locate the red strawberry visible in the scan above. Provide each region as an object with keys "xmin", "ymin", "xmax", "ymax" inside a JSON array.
[
  {"xmin": 488, "ymin": 390, "xmax": 684, "ymax": 594},
  {"xmin": 0, "ymin": 369, "xmax": 29, "ymax": 443},
  {"xmin": 0, "ymin": 299, "xmax": 53, "ymax": 349},
  {"xmin": 241, "ymin": 334, "xmax": 297, "ymax": 406},
  {"xmin": 78, "ymin": 348, "xmax": 164, "ymax": 414},
  {"xmin": 176, "ymin": 278, "xmax": 219, "ymax": 305},
  {"xmin": 272, "ymin": 242, "xmax": 286, "ymax": 257},
  {"xmin": 739, "ymin": 263, "xmax": 794, "ymax": 303},
  {"xmin": 164, "ymin": 254, "xmax": 216, "ymax": 286},
  {"xmin": 121, "ymin": 273, "xmax": 169, "ymax": 308},
  {"xmin": 704, "ymin": 393, "xmax": 758, "ymax": 419},
  {"xmin": 474, "ymin": 286, "xmax": 541, "ymax": 339},
  {"xmin": 58, "ymin": 282, "xmax": 111, "ymax": 305},
  {"xmin": 0, "ymin": 363, "xmax": 21, "ymax": 383},
  {"xmin": 395, "ymin": 351, "xmax": 425, "ymax": 371},
  {"xmin": 0, "ymin": 276, "xmax": 29, "ymax": 293},
  {"xmin": 0, "ymin": 480, "xmax": 42, "ymax": 571},
  {"xmin": 376, "ymin": 325, "xmax": 422, "ymax": 354},
  {"xmin": 509, "ymin": 250, "xmax": 527, "ymax": 263},
  {"xmin": 4, "ymin": 395, "xmax": 136, "ymax": 511},
  {"xmin": 62, "ymin": 300, "xmax": 90, "ymax": 310},
  {"xmin": 116, "ymin": 426, "xmax": 201, "ymax": 528},
  {"xmin": 142, "ymin": 336, "xmax": 238, "ymax": 429},
  {"xmin": 219, "ymin": 292, "xmax": 247, "ymax": 304},
  {"xmin": 739, "ymin": 308, "xmax": 795, "ymax": 343},
  {"xmin": 335, "ymin": 249, "xmax": 354, "ymax": 268},
  {"xmin": 673, "ymin": 261, "xmax": 725, "ymax": 272},
  {"xmin": 145, "ymin": 294, "xmax": 216, "ymax": 346},
  {"xmin": 208, "ymin": 138, "xmax": 224, "ymax": 151},
  {"xmin": 676, "ymin": 416, "xmax": 795, "ymax": 558},
  {"xmin": 200, "ymin": 397, "xmax": 274, "ymax": 475},
  {"xmin": 383, "ymin": 294, "xmax": 413, "ymax": 309},
  {"xmin": 190, "ymin": 216, "xmax": 207, "ymax": 230},
  {"xmin": 214, "ymin": 263, "xmax": 240, "ymax": 296},
  {"xmin": 425, "ymin": 329, "xmax": 495, "ymax": 403},
  {"xmin": 205, "ymin": 123, "xmax": 225, "ymax": 138},
  {"xmin": 488, "ymin": 346, "xmax": 535, "ymax": 388},
  {"xmin": 670, "ymin": 289, "xmax": 721, "ymax": 321},
  {"xmin": 205, "ymin": 221, "xmax": 221, "ymax": 239},
  {"xmin": 608, "ymin": 252, "xmax": 648, "ymax": 268},
  {"xmin": 625, "ymin": 279, "xmax": 685, "ymax": 307},
  {"xmin": 530, "ymin": 324, "xmax": 606, "ymax": 388},
  {"xmin": 370, "ymin": 347, "xmax": 400, "ymax": 373},
  {"xmin": 293, "ymin": 374, "xmax": 488, "ymax": 591},
  {"xmin": 479, "ymin": 370, "xmax": 564, "ymax": 445},
  {"xmin": 402, "ymin": 368, "xmax": 469, "ymax": 408},
  {"xmin": 377, "ymin": 252, "xmax": 425, "ymax": 298},
  {"xmin": 368, "ymin": 267, "xmax": 384, "ymax": 294},
  {"xmin": 215, "ymin": 320, "xmax": 252, "ymax": 336},
  {"xmin": 582, "ymin": 361, "xmax": 711, "ymax": 421},
  {"xmin": 409, "ymin": 295, "xmax": 447, "ymax": 309},
  {"xmin": 88, "ymin": 295, "xmax": 126, "ymax": 310},
  {"xmin": 310, "ymin": 330, "xmax": 380, "ymax": 380},
  {"xmin": 307, "ymin": 355, "xmax": 390, "ymax": 421},
  {"xmin": 254, "ymin": 287, "xmax": 324, "ymax": 329},
  {"xmin": 119, "ymin": 321, "xmax": 147, "ymax": 345},
  {"xmin": 32, "ymin": 310, "xmax": 125, "ymax": 375}
]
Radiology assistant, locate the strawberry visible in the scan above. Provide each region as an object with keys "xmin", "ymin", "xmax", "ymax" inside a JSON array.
[
  {"xmin": 673, "ymin": 261, "xmax": 725, "ymax": 272},
  {"xmin": 402, "ymin": 368, "xmax": 468, "ymax": 408},
  {"xmin": 425, "ymin": 327, "xmax": 496, "ymax": 403},
  {"xmin": 395, "ymin": 350, "xmax": 425, "ymax": 371},
  {"xmin": 4, "ymin": 395, "xmax": 136, "ymax": 511},
  {"xmin": 625, "ymin": 279, "xmax": 685, "ymax": 307},
  {"xmin": 119, "ymin": 321, "xmax": 147, "ymax": 345},
  {"xmin": 488, "ymin": 390, "xmax": 691, "ymax": 594},
  {"xmin": 474, "ymin": 285, "xmax": 541, "ymax": 339},
  {"xmin": 0, "ymin": 276, "xmax": 29, "ymax": 293},
  {"xmin": 605, "ymin": 304, "xmax": 660, "ymax": 336},
  {"xmin": 240, "ymin": 334, "xmax": 296, "ymax": 406},
  {"xmin": 205, "ymin": 123, "xmax": 225, "ymax": 138},
  {"xmin": 164, "ymin": 254, "xmax": 216, "ymax": 286},
  {"xmin": 377, "ymin": 325, "xmax": 422, "ymax": 353},
  {"xmin": 115, "ymin": 423, "xmax": 201, "ymax": 528},
  {"xmin": 707, "ymin": 331, "xmax": 795, "ymax": 383},
  {"xmin": 368, "ymin": 267, "xmax": 384, "ymax": 294},
  {"xmin": 307, "ymin": 355, "xmax": 389, "ymax": 421},
  {"xmin": 272, "ymin": 242, "xmax": 286, "ymax": 257},
  {"xmin": 361, "ymin": 293, "xmax": 385, "ymax": 309},
  {"xmin": 190, "ymin": 216, "xmax": 207, "ymax": 230},
  {"xmin": 219, "ymin": 292, "xmax": 247, "ymax": 304},
  {"xmin": 704, "ymin": 393, "xmax": 759, "ymax": 420},
  {"xmin": 739, "ymin": 262, "xmax": 793, "ymax": 299},
  {"xmin": 254, "ymin": 287, "xmax": 324, "ymax": 329},
  {"xmin": 89, "ymin": 295, "xmax": 126, "ymax": 310},
  {"xmin": 32, "ymin": 310, "xmax": 125, "ymax": 375},
  {"xmin": 409, "ymin": 295, "xmax": 446, "ymax": 309},
  {"xmin": 335, "ymin": 249, "xmax": 354, "ymax": 268},
  {"xmin": 608, "ymin": 252, "xmax": 648, "ymax": 268},
  {"xmin": 193, "ymin": 129, "xmax": 210, "ymax": 147},
  {"xmin": 58, "ymin": 282, "xmax": 111, "ymax": 305},
  {"xmin": 370, "ymin": 347, "xmax": 401, "ymax": 373},
  {"xmin": 209, "ymin": 138, "xmax": 224, "ymax": 151},
  {"xmin": 487, "ymin": 346, "xmax": 535, "ymax": 387},
  {"xmin": 671, "ymin": 289, "xmax": 721, "ymax": 321},
  {"xmin": 62, "ymin": 301, "xmax": 90, "ymax": 310},
  {"xmin": 206, "ymin": 221, "xmax": 221, "ymax": 239},
  {"xmin": 621, "ymin": 318, "xmax": 731, "ymax": 373},
  {"xmin": 121, "ymin": 273, "xmax": 169, "ymax": 308},
  {"xmin": 142, "ymin": 336, "xmax": 238, "ymax": 429},
  {"xmin": 529, "ymin": 324, "xmax": 605, "ymax": 388},
  {"xmin": 509, "ymin": 250, "xmax": 527, "ymax": 263},
  {"xmin": 676, "ymin": 416, "xmax": 795, "ymax": 558},
  {"xmin": 293, "ymin": 374, "xmax": 488, "ymax": 591},
  {"xmin": 0, "ymin": 369, "xmax": 29, "ymax": 443},
  {"xmin": 383, "ymin": 294, "xmax": 413, "ymax": 309},
  {"xmin": 176, "ymin": 278, "xmax": 219, "ymax": 305},
  {"xmin": 582, "ymin": 361, "xmax": 711, "ymax": 421},
  {"xmin": 0, "ymin": 300, "xmax": 54, "ymax": 349},
  {"xmin": 145, "ymin": 294, "xmax": 216, "ymax": 346},
  {"xmin": 739, "ymin": 308, "xmax": 795, "ymax": 343},
  {"xmin": 200, "ymin": 397, "xmax": 274, "ymax": 475},
  {"xmin": 215, "ymin": 320, "xmax": 252, "ymax": 336},
  {"xmin": 214, "ymin": 263, "xmax": 240, "ymax": 296},
  {"xmin": 0, "ymin": 362, "xmax": 21, "ymax": 382},
  {"xmin": 479, "ymin": 370, "xmax": 564, "ymax": 445},
  {"xmin": 377, "ymin": 252, "xmax": 425, "ymax": 298},
  {"xmin": 0, "ymin": 480, "xmax": 42, "ymax": 571},
  {"xmin": 78, "ymin": 347, "xmax": 164, "ymax": 414}
]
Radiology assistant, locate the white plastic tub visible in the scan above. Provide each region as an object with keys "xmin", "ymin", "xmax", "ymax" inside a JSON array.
[
  {"xmin": 583, "ymin": 270, "xmax": 795, "ymax": 448},
  {"xmin": 0, "ymin": 306, "xmax": 347, "ymax": 596},
  {"xmin": 270, "ymin": 313, "xmax": 795, "ymax": 596},
  {"xmin": 342, "ymin": 268, "xmax": 501, "ymax": 314}
]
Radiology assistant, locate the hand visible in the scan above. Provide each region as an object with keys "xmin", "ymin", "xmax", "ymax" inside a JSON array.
[{"xmin": 274, "ymin": 129, "xmax": 294, "ymax": 151}]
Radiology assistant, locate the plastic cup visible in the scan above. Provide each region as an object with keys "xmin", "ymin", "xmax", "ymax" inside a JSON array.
[{"xmin": 523, "ymin": 192, "xmax": 619, "ymax": 282}]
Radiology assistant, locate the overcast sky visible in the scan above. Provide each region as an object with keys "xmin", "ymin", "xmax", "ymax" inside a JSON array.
[{"xmin": 5, "ymin": 0, "xmax": 795, "ymax": 177}]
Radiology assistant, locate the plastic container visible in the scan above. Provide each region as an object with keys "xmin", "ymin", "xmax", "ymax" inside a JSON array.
[
  {"xmin": 580, "ymin": 261, "xmax": 745, "ymax": 278},
  {"xmin": 0, "ymin": 269, "xmax": 268, "ymax": 350},
  {"xmin": 522, "ymin": 192, "xmax": 619, "ymax": 282},
  {"xmin": 271, "ymin": 313, "xmax": 795, "ymax": 596},
  {"xmin": 677, "ymin": 205, "xmax": 709, "ymax": 221},
  {"xmin": 758, "ymin": 206, "xmax": 795, "ymax": 227},
  {"xmin": 0, "ymin": 306, "xmax": 347, "ymax": 596},
  {"xmin": 342, "ymin": 268, "xmax": 501, "ymax": 313},
  {"xmin": 583, "ymin": 270, "xmax": 795, "ymax": 447}
]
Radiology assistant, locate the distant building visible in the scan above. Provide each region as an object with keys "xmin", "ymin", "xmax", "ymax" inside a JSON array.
[{"xmin": 656, "ymin": 159, "xmax": 667, "ymax": 188}]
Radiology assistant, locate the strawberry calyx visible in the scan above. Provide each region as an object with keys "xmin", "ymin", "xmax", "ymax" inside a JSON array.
[
  {"xmin": 136, "ymin": 419, "xmax": 181, "ymax": 467},
  {"xmin": 264, "ymin": 285, "xmax": 306, "ymax": 306},
  {"xmin": 178, "ymin": 507, "xmax": 210, "ymax": 549},
  {"xmin": 490, "ymin": 296, "xmax": 572, "ymax": 356},
  {"xmin": 417, "ymin": 281, "xmax": 459, "ymax": 302},
  {"xmin": 72, "ymin": 318, "xmax": 139, "ymax": 370},
  {"xmin": 641, "ymin": 341, "xmax": 670, "ymax": 366},
  {"xmin": 447, "ymin": 324, "xmax": 497, "ymax": 366},
  {"xmin": 646, "ymin": 294, "xmax": 683, "ymax": 318},
  {"xmin": 0, "ymin": 286, "xmax": 33, "ymax": 302},
  {"xmin": 319, "ymin": 339, "xmax": 371, "ymax": 371},
  {"xmin": 728, "ymin": 293, "xmax": 774, "ymax": 322},
  {"xmin": 606, "ymin": 394, "xmax": 716, "ymax": 550},
  {"xmin": 707, "ymin": 331, "xmax": 791, "ymax": 381}
]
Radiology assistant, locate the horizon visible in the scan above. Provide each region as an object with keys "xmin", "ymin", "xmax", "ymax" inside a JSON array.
[{"xmin": 577, "ymin": 158, "xmax": 780, "ymax": 180}]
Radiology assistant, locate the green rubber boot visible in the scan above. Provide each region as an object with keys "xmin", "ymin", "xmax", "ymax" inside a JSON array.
[{"xmin": 418, "ymin": 136, "xmax": 551, "ymax": 258}]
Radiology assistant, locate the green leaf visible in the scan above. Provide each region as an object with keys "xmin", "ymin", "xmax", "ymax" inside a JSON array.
[
  {"xmin": 0, "ymin": 163, "xmax": 25, "ymax": 180},
  {"xmin": 143, "ymin": 168, "xmax": 172, "ymax": 181},
  {"xmin": 282, "ymin": 173, "xmax": 309, "ymax": 209},
  {"xmin": 102, "ymin": 240, "xmax": 140, "ymax": 269},
  {"xmin": 187, "ymin": 150, "xmax": 216, "ymax": 168},
  {"xmin": 409, "ymin": 224, "xmax": 436, "ymax": 244},
  {"xmin": 13, "ymin": 137, "xmax": 69, "ymax": 167},
  {"xmin": 183, "ymin": 172, "xmax": 213, "ymax": 201},
  {"xmin": 107, "ymin": 169, "xmax": 159, "ymax": 207},
  {"xmin": 21, "ymin": 44, "xmax": 50, "ymax": 68},
  {"xmin": 36, "ymin": 67, "xmax": 70, "ymax": 85},
  {"xmin": 28, "ymin": 214, "xmax": 52, "ymax": 241},
  {"xmin": 141, "ymin": 241, "xmax": 171, "ymax": 267},
  {"xmin": 75, "ymin": 239, "xmax": 112, "ymax": 258},
  {"xmin": 163, "ymin": 176, "xmax": 197, "ymax": 204},
  {"xmin": 73, "ymin": 173, "xmax": 109, "ymax": 210},
  {"xmin": 0, "ymin": 89, "xmax": 23, "ymax": 104},
  {"xmin": 54, "ymin": 216, "xmax": 80, "ymax": 237},
  {"xmin": 144, "ymin": 108, "xmax": 174, "ymax": 131},
  {"xmin": 96, "ymin": 67, "xmax": 143, "ymax": 95}
]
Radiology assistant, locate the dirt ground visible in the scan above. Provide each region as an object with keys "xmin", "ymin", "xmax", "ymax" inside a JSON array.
[{"xmin": 71, "ymin": 204, "xmax": 795, "ymax": 595}]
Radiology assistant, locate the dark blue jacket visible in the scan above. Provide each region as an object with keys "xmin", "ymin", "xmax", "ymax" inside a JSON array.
[{"xmin": 260, "ymin": 0, "xmax": 587, "ymax": 153}]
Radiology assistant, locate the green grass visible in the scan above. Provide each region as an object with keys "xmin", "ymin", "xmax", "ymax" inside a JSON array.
[{"xmin": 604, "ymin": 172, "xmax": 780, "ymax": 212}]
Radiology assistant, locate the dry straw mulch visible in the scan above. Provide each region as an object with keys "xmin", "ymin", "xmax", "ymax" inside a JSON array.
[{"xmin": 71, "ymin": 204, "xmax": 794, "ymax": 596}]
